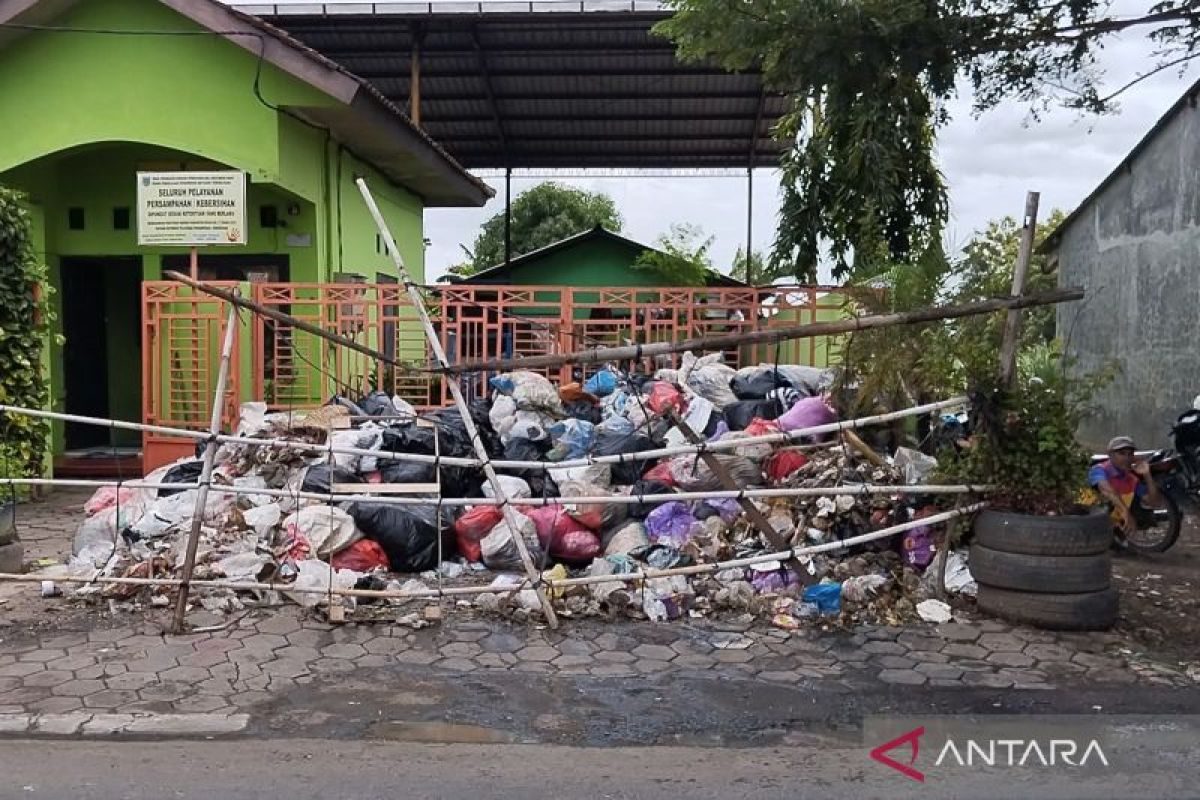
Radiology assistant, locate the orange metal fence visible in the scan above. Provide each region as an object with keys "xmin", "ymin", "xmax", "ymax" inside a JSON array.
[
  {"xmin": 141, "ymin": 281, "xmax": 243, "ymax": 466},
  {"xmin": 140, "ymin": 281, "xmax": 850, "ymax": 468}
]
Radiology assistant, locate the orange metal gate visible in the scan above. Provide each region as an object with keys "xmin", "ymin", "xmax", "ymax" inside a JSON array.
[{"xmin": 141, "ymin": 281, "xmax": 242, "ymax": 467}]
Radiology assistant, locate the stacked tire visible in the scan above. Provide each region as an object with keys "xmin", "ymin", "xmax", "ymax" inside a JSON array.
[
  {"xmin": 0, "ymin": 502, "xmax": 22, "ymax": 574},
  {"xmin": 970, "ymin": 508, "xmax": 1117, "ymax": 631}
]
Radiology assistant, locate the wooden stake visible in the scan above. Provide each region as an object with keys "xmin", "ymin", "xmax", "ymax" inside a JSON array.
[
  {"xmin": 354, "ymin": 177, "xmax": 560, "ymax": 629},
  {"xmin": 998, "ymin": 192, "xmax": 1041, "ymax": 390},
  {"xmin": 171, "ymin": 297, "xmax": 238, "ymax": 633},
  {"xmin": 666, "ymin": 410, "xmax": 815, "ymax": 585}
]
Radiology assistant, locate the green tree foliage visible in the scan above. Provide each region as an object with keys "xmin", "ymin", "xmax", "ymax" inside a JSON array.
[
  {"xmin": 656, "ymin": 1, "xmax": 1199, "ymax": 281},
  {"xmin": 731, "ymin": 247, "xmax": 791, "ymax": 284},
  {"xmin": 633, "ymin": 223, "xmax": 714, "ymax": 286},
  {"xmin": 465, "ymin": 182, "xmax": 623, "ymax": 273},
  {"xmin": 0, "ymin": 187, "xmax": 55, "ymax": 479}
]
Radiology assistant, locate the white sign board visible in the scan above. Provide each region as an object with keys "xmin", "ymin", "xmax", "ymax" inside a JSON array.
[{"xmin": 136, "ymin": 171, "xmax": 247, "ymax": 246}]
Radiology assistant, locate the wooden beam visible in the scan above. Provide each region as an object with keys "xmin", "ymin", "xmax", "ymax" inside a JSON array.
[{"xmin": 441, "ymin": 288, "xmax": 1085, "ymax": 375}]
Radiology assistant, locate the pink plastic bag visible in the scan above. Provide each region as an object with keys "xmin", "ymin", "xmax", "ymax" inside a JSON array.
[
  {"xmin": 522, "ymin": 505, "xmax": 601, "ymax": 561},
  {"xmin": 777, "ymin": 396, "xmax": 838, "ymax": 436},
  {"xmin": 647, "ymin": 382, "xmax": 687, "ymax": 415},
  {"xmin": 84, "ymin": 486, "xmax": 136, "ymax": 516}
]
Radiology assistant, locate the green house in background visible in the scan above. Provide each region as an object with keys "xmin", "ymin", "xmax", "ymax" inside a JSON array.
[
  {"xmin": 449, "ymin": 226, "xmax": 747, "ymax": 290},
  {"xmin": 0, "ymin": 0, "xmax": 491, "ymax": 467}
]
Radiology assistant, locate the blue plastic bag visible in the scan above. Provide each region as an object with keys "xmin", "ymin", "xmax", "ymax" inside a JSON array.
[
  {"xmin": 488, "ymin": 375, "xmax": 516, "ymax": 395},
  {"xmin": 584, "ymin": 369, "xmax": 619, "ymax": 397},
  {"xmin": 802, "ymin": 582, "xmax": 842, "ymax": 615},
  {"xmin": 547, "ymin": 419, "xmax": 596, "ymax": 460}
]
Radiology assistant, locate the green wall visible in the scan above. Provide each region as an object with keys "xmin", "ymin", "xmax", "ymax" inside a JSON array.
[{"xmin": 0, "ymin": 0, "xmax": 432, "ymax": 459}]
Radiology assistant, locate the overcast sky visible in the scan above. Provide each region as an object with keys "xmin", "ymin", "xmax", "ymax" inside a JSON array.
[{"xmin": 253, "ymin": 1, "xmax": 1191, "ymax": 282}]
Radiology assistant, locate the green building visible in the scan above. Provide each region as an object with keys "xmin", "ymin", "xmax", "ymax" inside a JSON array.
[
  {"xmin": 0, "ymin": 0, "xmax": 490, "ymax": 464},
  {"xmin": 450, "ymin": 226, "xmax": 745, "ymax": 289}
]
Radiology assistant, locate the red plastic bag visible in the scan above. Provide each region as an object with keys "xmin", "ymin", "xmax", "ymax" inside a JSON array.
[
  {"xmin": 647, "ymin": 382, "xmax": 687, "ymax": 415},
  {"xmin": 765, "ymin": 449, "xmax": 809, "ymax": 481},
  {"xmin": 744, "ymin": 418, "xmax": 781, "ymax": 437},
  {"xmin": 454, "ymin": 505, "xmax": 504, "ymax": 563},
  {"xmin": 330, "ymin": 539, "xmax": 390, "ymax": 571},
  {"xmin": 522, "ymin": 505, "xmax": 601, "ymax": 562},
  {"xmin": 642, "ymin": 460, "xmax": 677, "ymax": 486}
]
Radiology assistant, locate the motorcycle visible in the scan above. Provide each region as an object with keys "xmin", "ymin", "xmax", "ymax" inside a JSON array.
[{"xmin": 1090, "ymin": 407, "xmax": 1200, "ymax": 553}]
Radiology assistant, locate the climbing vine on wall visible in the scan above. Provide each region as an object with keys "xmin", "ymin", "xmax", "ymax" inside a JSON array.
[{"xmin": 0, "ymin": 186, "xmax": 55, "ymax": 478}]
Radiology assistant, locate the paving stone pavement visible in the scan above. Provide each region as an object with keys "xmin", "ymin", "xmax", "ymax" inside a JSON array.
[
  {"xmin": 0, "ymin": 490, "xmax": 1194, "ymax": 721},
  {"xmin": 0, "ymin": 605, "xmax": 1191, "ymax": 717}
]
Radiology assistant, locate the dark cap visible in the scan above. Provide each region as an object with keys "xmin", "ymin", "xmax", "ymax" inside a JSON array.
[{"xmin": 1107, "ymin": 436, "xmax": 1136, "ymax": 452}]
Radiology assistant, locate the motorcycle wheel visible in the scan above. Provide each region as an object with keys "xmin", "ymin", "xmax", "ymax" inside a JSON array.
[{"xmin": 1124, "ymin": 495, "xmax": 1183, "ymax": 553}]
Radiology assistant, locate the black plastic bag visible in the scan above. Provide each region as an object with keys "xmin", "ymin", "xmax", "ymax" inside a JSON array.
[
  {"xmin": 346, "ymin": 502, "xmax": 455, "ymax": 573},
  {"xmin": 629, "ymin": 543, "xmax": 694, "ymax": 569},
  {"xmin": 731, "ymin": 370, "xmax": 790, "ymax": 400},
  {"xmin": 626, "ymin": 479, "xmax": 675, "ymax": 519},
  {"xmin": 301, "ymin": 465, "xmax": 363, "ymax": 494},
  {"xmin": 593, "ymin": 431, "xmax": 657, "ymax": 485},
  {"xmin": 563, "ymin": 400, "xmax": 602, "ymax": 424},
  {"xmin": 379, "ymin": 417, "xmax": 486, "ymax": 498},
  {"xmin": 499, "ymin": 438, "xmax": 559, "ymax": 498},
  {"xmin": 159, "ymin": 460, "xmax": 204, "ymax": 497},
  {"xmin": 723, "ymin": 399, "xmax": 785, "ymax": 431},
  {"xmin": 379, "ymin": 461, "xmax": 436, "ymax": 484}
]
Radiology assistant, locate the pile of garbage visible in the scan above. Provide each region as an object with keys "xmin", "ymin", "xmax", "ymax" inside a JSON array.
[{"xmin": 46, "ymin": 353, "xmax": 976, "ymax": 626}]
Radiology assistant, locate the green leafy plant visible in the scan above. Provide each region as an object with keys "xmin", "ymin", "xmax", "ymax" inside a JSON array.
[
  {"xmin": 0, "ymin": 186, "xmax": 55, "ymax": 480},
  {"xmin": 943, "ymin": 342, "xmax": 1115, "ymax": 514},
  {"xmin": 633, "ymin": 223, "xmax": 714, "ymax": 286}
]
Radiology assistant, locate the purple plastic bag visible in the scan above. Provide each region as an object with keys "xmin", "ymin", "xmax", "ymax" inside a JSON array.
[
  {"xmin": 645, "ymin": 501, "xmax": 698, "ymax": 548},
  {"xmin": 777, "ymin": 396, "xmax": 838, "ymax": 435},
  {"xmin": 704, "ymin": 498, "xmax": 742, "ymax": 524},
  {"xmin": 751, "ymin": 568, "xmax": 799, "ymax": 593},
  {"xmin": 902, "ymin": 525, "xmax": 934, "ymax": 568}
]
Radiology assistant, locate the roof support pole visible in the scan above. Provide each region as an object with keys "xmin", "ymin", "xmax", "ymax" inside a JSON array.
[
  {"xmin": 504, "ymin": 166, "xmax": 513, "ymax": 265},
  {"xmin": 410, "ymin": 24, "xmax": 424, "ymax": 126},
  {"xmin": 746, "ymin": 166, "xmax": 754, "ymax": 285}
]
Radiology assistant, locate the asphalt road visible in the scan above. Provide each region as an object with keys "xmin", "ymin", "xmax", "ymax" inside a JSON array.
[{"xmin": 4, "ymin": 737, "xmax": 1200, "ymax": 800}]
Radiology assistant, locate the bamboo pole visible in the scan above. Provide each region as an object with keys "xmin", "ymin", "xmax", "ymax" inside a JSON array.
[
  {"xmin": 355, "ymin": 177, "xmax": 559, "ymax": 629},
  {"xmin": 0, "ymin": 477, "xmax": 991, "ymax": 506},
  {"xmin": 998, "ymin": 191, "xmax": 1041, "ymax": 390},
  {"xmin": 441, "ymin": 289, "xmax": 1084, "ymax": 375},
  {"xmin": 172, "ymin": 298, "xmax": 239, "ymax": 633},
  {"xmin": 0, "ymin": 396, "xmax": 968, "ymax": 472},
  {"xmin": 666, "ymin": 408, "xmax": 813, "ymax": 585}
]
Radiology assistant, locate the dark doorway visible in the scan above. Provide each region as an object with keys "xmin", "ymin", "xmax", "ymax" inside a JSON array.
[{"xmin": 59, "ymin": 257, "xmax": 142, "ymax": 450}]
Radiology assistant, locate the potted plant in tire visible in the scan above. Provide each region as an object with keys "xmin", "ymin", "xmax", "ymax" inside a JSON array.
[{"xmin": 946, "ymin": 348, "xmax": 1118, "ymax": 631}]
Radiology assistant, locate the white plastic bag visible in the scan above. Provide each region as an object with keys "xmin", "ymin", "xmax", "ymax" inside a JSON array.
[
  {"xmin": 549, "ymin": 462, "xmax": 612, "ymax": 488},
  {"xmin": 243, "ymin": 503, "xmax": 283, "ymax": 538},
  {"xmin": 482, "ymin": 474, "xmax": 532, "ymax": 500},
  {"xmin": 489, "ymin": 395, "xmax": 518, "ymax": 438},
  {"xmin": 284, "ymin": 560, "xmax": 363, "ymax": 608},
  {"xmin": 330, "ymin": 427, "xmax": 384, "ymax": 473},
  {"xmin": 480, "ymin": 516, "xmax": 539, "ymax": 571},
  {"xmin": 281, "ymin": 506, "xmax": 361, "ymax": 559},
  {"xmin": 894, "ymin": 447, "xmax": 938, "ymax": 485}
]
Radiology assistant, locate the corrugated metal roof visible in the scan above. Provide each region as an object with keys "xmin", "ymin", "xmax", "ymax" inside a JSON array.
[{"xmin": 249, "ymin": 6, "xmax": 789, "ymax": 169}]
